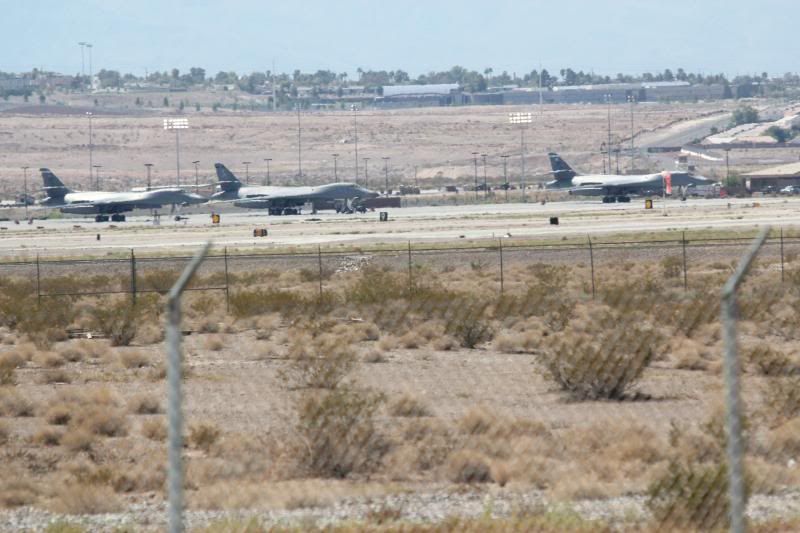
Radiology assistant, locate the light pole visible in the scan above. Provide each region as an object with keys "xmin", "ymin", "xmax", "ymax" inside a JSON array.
[
  {"xmin": 725, "ymin": 148, "xmax": 731, "ymax": 186},
  {"xmin": 471, "ymin": 151, "xmax": 479, "ymax": 201},
  {"xmin": 481, "ymin": 154, "xmax": 488, "ymax": 199},
  {"xmin": 352, "ymin": 105, "xmax": 359, "ymax": 183},
  {"xmin": 144, "ymin": 163, "xmax": 154, "ymax": 190},
  {"xmin": 332, "ymin": 153, "xmax": 339, "ymax": 180},
  {"xmin": 242, "ymin": 161, "xmax": 251, "ymax": 184},
  {"xmin": 263, "ymin": 158, "xmax": 272, "ymax": 185},
  {"xmin": 414, "ymin": 165, "xmax": 418, "ymax": 189},
  {"xmin": 382, "ymin": 157, "xmax": 390, "ymax": 193},
  {"xmin": 501, "ymin": 155, "xmax": 509, "ymax": 202},
  {"xmin": 192, "ymin": 160, "xmax": 200, "ymax": 191},
  {"xmin": 21, "ymin": 166, "xmax": 29, "ymax": 218},
  {"xmin": 86, "ymin": 43, "xmax": 93, "ymax": 90},
  {"xmin": 605, "ymin": 93, "xmax": 613, "ymax": 176},
  {"xmin": 628, "ymin": 94, "xmax": 636, "ymax": 170},
  {"xmin": 93, "ymin": 164, "xmax": 102, "ymax": 190},
  {"xmin": 163, "ymin": 118, "xmax": 189, "ymax": 187},
  {"xmin": 509, "ymin": 112, "xmax": 532, "ymax": 202},
  {"xmin": 87, "ymin": 111, "xmax": 93, "ymax": 183},
  {"xmin": 296, "ymin": 104, "xmax": 302, "ymax": 178},
  {"xmin": 363, "ymin": 157, "xmax": 370, "ymax": 189},
  {"xmin": 78, "ymin": 42, "xmax": 86, "ymax": 81},
  {"xmin": 601, "ymin": 142, "xmax": 607, "ymax": 174}
]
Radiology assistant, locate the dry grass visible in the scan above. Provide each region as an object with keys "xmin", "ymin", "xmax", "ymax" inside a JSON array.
[
  {"xmin": 50, "ymin": 483, "xmax": 122, "ymax": 515},
  {"xmin": 58, "ymin": 346, "xmax": 84, "ymax": 363},
  {"xmin": 44, "ymin": 404, "xmax": 73, "ymax": 425},
  {"xmin": 0, "ymin": 420, "xmax": 9, "ymax": 445},
  {"xmin": 388, "ymin": 394, "xmax": 432, "ymax": 417},
  {"xmin": 0, "ymin": 389, "xmax": 34, "ymax": 417},
  {"xmin": 204, "ymin": 334, "xmax": 225, "ymax": 351},
  {"xmin": 34, "ymin": 351, "xmax": 66, "ymax": 369},
  {"xmin": 141, "ymin": 418, "xmax": 167, "ymax": 441},
  {"xmin": 189, "ymin": 422, "xmax": 222, "ymax": 452},
  {"xmin": 37, "ymin": 369, "xmax": 72, "ymax": 384},
  {"xmin": 445, "ymin": 450, "xmax": 493, "ymax": 483},
  {"xmin": 119, "ymin": 350, "xmax": 151, "ymax": 369},
  {"xmin": 0, "ymin": 479, "xmax": 39, "ymax": 509},
  {"xmin": 129, "ymin": 393, "xmax": 161, "ymax": 414},
  {"xmin": 61, "ymin": 428, "xmax": 94, "ymax": 452},
  {"xmin": 32, "ymin": 426, "xmax": 63, "ymax": 446}
]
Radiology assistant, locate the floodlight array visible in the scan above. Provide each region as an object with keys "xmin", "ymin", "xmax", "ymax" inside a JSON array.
[
  {"xmin": 163, "ymin": 118, "xmax": 189, "ymax": 130},
  {"xmin": 508, "ymin": 112, "xmax": 532, "ymax": 124}
]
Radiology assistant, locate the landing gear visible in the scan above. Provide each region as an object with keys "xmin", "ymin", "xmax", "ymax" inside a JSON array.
[
  {"xmin": 282, "ymin": 207, "xmax": 299, "ymax": 215},
  {"xmin": 110, "ymin": 214, "xmax": 126, "ymax": 222},
  {"xmin": 601, "ymin": 196, "xmax": 630, "ymax": 203},
  {"xmin": 601, "ymin": 196, "xmax": 617, "ymax": 203},
  {"xmin": 95, "ymin": 214, "xmax": 110, "ymax": 222},
  {"xmin": 617, "ymin": 196, "xmax": 631, "ymax": 203}
]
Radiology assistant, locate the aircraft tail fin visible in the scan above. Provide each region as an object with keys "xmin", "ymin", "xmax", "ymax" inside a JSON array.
[
  {"xmin": 214, "ymin": 163, "xmax": 242, "ymax": 192},
  {"xmin": 548, "ymin": 152, "xmax": 578, "ymax": 181},
  {"xmin": 39, "ymin": 168, "xmax": 71, "ymax": 197}
]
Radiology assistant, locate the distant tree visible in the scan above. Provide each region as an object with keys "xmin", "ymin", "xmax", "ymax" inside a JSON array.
[
  {"xmin": 163, "ymin": 96, "xmax": 169, "ymax": 107},
  {"xmin": 179, "ymin": 100, "xmax": 185, "ymax": 111},
  {"xmin": 38, "ymin": 93, "xmax": 45, "ymax": 104},
  {"xmin": 23, "ymin": 93, "xmax": 29, "ymax": 102},
  {"xmin": 731, "ymin": 105, "xmax": 759, "ymax": 126},
  {"xmin": 93, "ymin": 98, "xmax": 98, "ymax": 106},
  {"xmin": 189, "ymin": 67, "xmax": 206, "ymax": 84},
  {"xmin": 765, "ymin": 126, "xmax": 790, "ymax": 143},
  {"xmin": 212, "ymin": 102, "xmax": 220, "ymax": 112},
  {"xmin": 171, "ymin": 68, "xmax": 180, "ymax": 80},
  {"xmin": 195, "ymin": 102, "xmax": 201, "ymax": 111}
]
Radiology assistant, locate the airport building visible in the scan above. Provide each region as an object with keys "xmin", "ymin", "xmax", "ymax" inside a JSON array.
[
  {"xmin": 375, "ymin": 84, "xmax": 466, "ymax": 107},
  {"xmin": 743, "ymin": 162, "xmax": 800, "ymax": 191}
]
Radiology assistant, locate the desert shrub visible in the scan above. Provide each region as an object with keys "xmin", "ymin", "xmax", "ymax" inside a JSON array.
[
  {"xmin": 0, "ymin": 479, "xmax": 39, "ymax": 509},
  {"xmin": 0, "ymin": 357, "xmax": 18, "ymax": 385},
  {"xmin": 71, "ymin": 406, "xmax": 128, "ymax": 437},
  {"xmin": 295, "ymin": 386, "xmax": 388, "ymax": 478},
  {"xmin": 748, "ymin": 346, "xmax": 799, "ymax": 376},
  {"xmin": 141, "ymin": 418, "xmax": 167, "ymax": 441},
  {"xmin": 37, "ymin": 369, "xmax": 72, "ymax": 384},
  {"xmin": 661, "ymin": 255, "xmax": 684, "ymax": 279},
  {"xmin": 229, "ymin": 288, "xmax": 307, "ymax": 318},
  {"xmin": 0, "ymin": 390, "xmax": 34, "ymax": 417},
  {"xmin": 346, "ymin": 267, "xmax": 406, "ymax": 305},
  {"xmin": 190, "ymin": 294, "xmax": 218, "ymax": 316},
  {"xmin": 61, "ymin": 428, "xmax": 94, "ymax": 452},
  {"xmin": 50, "ymin": 483, "xmax": 122, "ymax": 514},
  {"xmin": 762, "ymin": 377, "xmax": 800, "ymax": 423},
  {"xmin": 0, "ymin": 421, "xmax": 9, "ymax": 445},
  {"xmin": 36, "ymin": 351, "xmax": 65, "ymax": 368},
  {"xmin": 189, "ymin": 422, "xmax": 221, "ymax": 452},
  {"xmin": 33, "ymin": 427, "xmax": 63, "ymax": 446},
  {"xmin": 299, "ymin": 265, "xmax": 333, "ymax": 282},
  {"xmin": 647, "ymin": 461, "xmax": 736, "ymax": 530},
  {"xmin": 281, "ymin": 335, "xmax": 357, "ymax": 390},
  {"xmin": 447, "ymin": 303, "xmax": 493, "ymax": 349},
  {"xmin": 458, "ymin": 407, "xmax": 496, "ymax": 435},
  {"xmin": 445, "ymin": 450, "xmax": 493, "ymax": 483},
  {"xmin": 91, "ymin": 298, "xmax": 145, "ymax": 346},
  {"xmin": 389, "ymin": 394, "xmax": 431, "ymax": 417},
  {"xmin": 120, "ymin": 350, "xmax": 151, "ymax": 369},
  {"xmin": 204, "ymin": 335, "xmax": 224, "ymax": 351},
  {"xmin": 58, "ymin": 346, "xmax": 84, "ymax": 363},
  {"xmin": 129, "ymin": 394, "xmax": 161, "ymax": 414},
  {"xmin": 43, "ymin": 521, "xmax": 86, "ymax": 533},
  {"xmin": 658, "ymin": 290, "xmax": 717, "ymax": 338},
  {"xmin": 541, "ymin": 306, "xmax": 663, "ymax": 400},
  {"xmin": 45, "ymin": 405, "xmax": 73, "ymax": 425}
]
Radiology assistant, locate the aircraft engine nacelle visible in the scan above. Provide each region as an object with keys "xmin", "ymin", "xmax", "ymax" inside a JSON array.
[
  {"xmin": 234, "ymin": 199, "xmax": 272, "ymax": 209},
  {"xmin": 60, "ymin": 205, "xmax": 100, "ymax": 215}
]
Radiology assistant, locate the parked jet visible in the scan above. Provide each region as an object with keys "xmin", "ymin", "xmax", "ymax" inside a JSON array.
[
  {"xmin": 39, "ymin": 168, "xmax": 207, "ymax": 222},
  {"xmin": 211, "ymin": 163, "xmax": 378, "ymax": 215},
  {"xmin": 545, "ymin": 152, "xmax": 715, "ymax": 203}
]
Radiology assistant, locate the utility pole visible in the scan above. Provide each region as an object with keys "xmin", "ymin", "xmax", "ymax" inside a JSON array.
[
  {"xmin": 501, "ymin": 155, "xmax": 509, "ymax": 202},
  {"xmin": 192, "ymin": 160, "xmax": 200, "ymax": 191},
  {"xmin": 93, "ymin": 165, "xmax": 102, "ymax": 190},
  {"xmin": 481, "ymin": 154, "xmax": 488, "ymax": 198},
  {"xmin": 363, "ymin": 157, "xmax": 370, "ymax": 189},
  {"xmin": 87, "ymin": 111, "xmax": 93, "ymax": 183},
  {"xmin": 242, "ymin": 161, "xmax": 251, "ymax": 184},
  {"xmin": 263, "ymin": 158, "xmax": 272, "ymax": 185},
  {"xmin": 78, "ymin": 42, "xmax": 86, "ymax": 81},
  {"xmin": 471, "ymin": 152, "xmax": 479, "ymax": 201},
  {"xmin": 21, "ymin": 166, "xmax": 29, "ymax": 219},
  {"xmin": 414, "ymin": 165, "xmax": 418, "ymax": 189},
  {"xmin": 628, "ymin": 94, "xmax": 636, "ymax": 170},
  {"xmin": 144, "ymin": 163, "xmax": 153, "ymax": 190},
  {"xmin": 296, "ymin": 104, "xmax": 302, "ymax": 178},
  {"xmin": 352, "ymin": 105, "xmax": 359, "ymax": 183},
  {"xmin": 382, "ymin": 156, "xmax": 390, "ymax": 193},
  {"xmin": 87, "ymin": 43, "xmax": 93, "ymax": 90},
  {"xmin": 508, "ymin": 112, "xmax": 531, "ymax": 202},
  {"xmin": 332, "ymin": 153, "xmax": 339, "ymax": 180},
  {"xmin": 605, "ymin": 93, "xmax": 612, "ymax": 176},
  {"xmin": 725, "ymin": 148, "xmax": 731, "ymax": 186}
]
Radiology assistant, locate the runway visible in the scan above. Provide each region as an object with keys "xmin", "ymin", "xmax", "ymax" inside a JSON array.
[{"xmin": 1, "ymin": 196, "xmax": 798, "ymax": 258}]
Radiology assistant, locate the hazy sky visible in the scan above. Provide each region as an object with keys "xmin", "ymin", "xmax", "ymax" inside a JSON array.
[{"xmin": 3, "ymin": 0, "xmax": 798, "ymax": 78}]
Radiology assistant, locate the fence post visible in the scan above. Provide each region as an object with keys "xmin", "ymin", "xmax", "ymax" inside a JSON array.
[
  {"xmin": 166, "ymin": 241, "xmax": 211, "ymax": 533},
  {"xmin": 588, "ymin": 236, "xmax": 596, "ymax": 299},
  {"xmin": 130, "ymin": 249, "xmax": 137, "ymax": 305},
  {"xmin": 780, "ymin": 227, "xmax": 785, "ymax": 284},
  {"xmin": 721, "ymin": 227, "xmax": 769, "ymax": 533},
  {"xmin": 317, "ymin": 245, "xmax": 323, "ymax": 298},
  {"xmin": 405, "ymin": 241, "xmax": 411, "ymax": 292},
  {"xmin": 499, "ymin": 239, "xmax": 504, "ymax": 294},
  {"xmin": 223, "ymin": 247, "xmax": 230, "ymax": 312},
  {"xmin": 682, "ymin": 231, "xmax": 688, "ymax": 291},
  {"xmin": 36, "ymin": 254, "xmax": 41, "ymax": 304}
]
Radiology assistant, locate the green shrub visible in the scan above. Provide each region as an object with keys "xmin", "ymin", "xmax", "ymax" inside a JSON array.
[{"xmin": 229, "ymin": 288, "xmax": 306, "ymax": 318}]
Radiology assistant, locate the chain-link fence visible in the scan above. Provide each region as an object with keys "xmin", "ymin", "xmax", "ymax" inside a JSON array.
[{"xmin": 1, "ymin": 231, "xmax": 799, "ymax": 531}]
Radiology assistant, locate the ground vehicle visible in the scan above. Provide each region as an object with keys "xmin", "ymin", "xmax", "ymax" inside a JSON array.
[{"xmin": 780, "ymin": 185, "xmax": 800, "ymax": 195}]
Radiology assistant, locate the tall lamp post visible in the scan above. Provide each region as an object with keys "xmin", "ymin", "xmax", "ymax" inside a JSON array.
[
  {"xmin": 78, "ymin": 42, "xmax": 86, "ymax": 81},
  {"xmin": 296, "ymin": 104, "xmax": 302, "ymax": 178},
  {"xmin": 332, "ymin": 153, "xmax": 339, "ymax": 180},
  {"xmin": 352, "ymin": 105, "xmax": 359, "ymax": 183},
  {"xmin": 627, "ymin": 94, "xmax": 636, "ymax": 170},
  {"xmin": 501, "ymin": 155, "xmax": 510, "ymax": 202},
  {"xmin": 471, "ymin": 151, "xmax": 479, "ymax": 201},
  {"xmin": 382, "ymin": 157, "xmax": 390, "ymax": 193},
  {"xmin": 21, "ymin": 166, "xmax": 29, "ymax": 218},
  {"xmin": 242, "ymin": 161, "xmax": 251, "ymax": 184},
  {"xmin": 144, "ymin": 163, "xmax": 154, "ymax": 190},
  {"xmin": 481, "ymin": 154, "xmax": 488, "ymax": 199},
  {"xmin": 163, "ymin": 118, "xmax": 189, "ymax": 187},
  {"xmin": 87, "ymin": 111, "xmax": 94, "ymax": 183},
  {"xmin": 263, "ymin": 158, "xmax": 272, "ymax": 185},
  {"xmin": 93, "ymin": 165, "xmax": 102, "ymax": 190},
  {"xmin": 508, "ymin": 112, "xmax": 532, "ymax": 202},
  {"xmin": 192, "ymin": 160, "xmax": 200, "ymax": 191},
  {"xmin": 605, "ymin": 93, "xmax": 613, "ymax": 176},
  {"xmin": 86, "ymin": 43, "xmax": 93, "ymax": 90},
  {"xmin": 725, "ymin": 148, "xmax": 731, "ymax": 186},
  {"xmin": 363, "ymin": 157, "xmax": 370, "ymax": 189}
]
